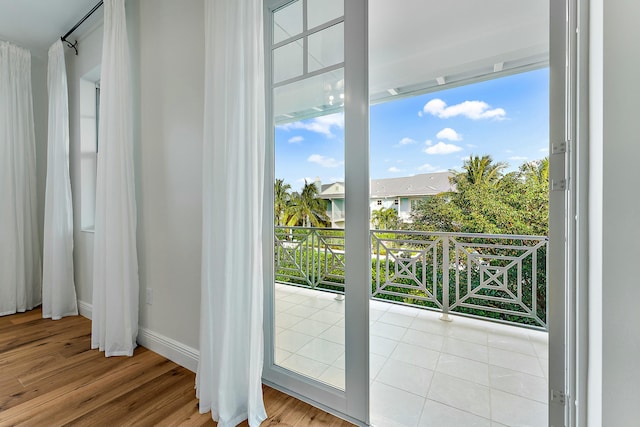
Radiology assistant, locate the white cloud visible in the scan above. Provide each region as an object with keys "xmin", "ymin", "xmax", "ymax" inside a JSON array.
[
  {"xmin": 424, "ymin": 141, "xmax": 463, "ymax": 155},
  {"xmin": 288, "ymin": 136, "xmax": 304, "ymax": 143},
  {"xmin": 425, "ymin": 139, "xmax": 433, "ymax": 146},
  {"xmin": 397, "ymin": 137, "xmax": 417, "ymax": 146},
  {"xmin": 505, "ymin": 149, "xmax": 513, "ymax": 154},
  {"xmin": 466, "ymin": 144, "xmax": 477, "ymax": 148},
  {"xmin": 388, "ymin": 166, "xmax": 404, "ymax": 173},
  {"xmin": 422, "ymin": 98, "xmax": 506, "ymax": 120},
  {"xmin": 509, "ymin": 156, "xmax": 528, "ymax": 161},
  {"xmin": 307, "ymin": 154, "xmax": 343, "ymax": 168},
  {"xmin": 436, "ymin": 127, "xmax": 462, "ymax": 141},
  {"xmin": 279, "ymin": 112, "xmax": 345, "ymax": 137},
  {"xmin": 539, "ymin": 147, "xmax": 549, "ymax": 153},
  {"xmin": 417, "ymin": 163, "xmax": 437, "ymax": 172}
]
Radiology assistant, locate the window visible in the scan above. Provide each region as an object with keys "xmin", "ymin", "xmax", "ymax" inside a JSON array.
[
  {"xmin": 376, "ymin": 200, "xmax": 382, "ymax": 206},
  {"xmin": 79, "ymin": 66, "xmax": 100, "ymax": 232}
]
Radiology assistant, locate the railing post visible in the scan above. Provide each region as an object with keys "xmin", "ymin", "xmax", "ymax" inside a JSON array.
[{"xmin": 440, "ymin": 235, "xmax": 451, "ymax": 322}]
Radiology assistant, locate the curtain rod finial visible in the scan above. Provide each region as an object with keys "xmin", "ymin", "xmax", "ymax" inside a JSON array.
[{"xmin": 61, "ymin": 38, "xmax": 79, "ymax": 55}]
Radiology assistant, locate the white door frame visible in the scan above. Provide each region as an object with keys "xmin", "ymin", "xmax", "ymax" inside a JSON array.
[
  {"xmin": 262, "ymin": 1, "xmax": 370, "ymax": 425},
  {"xmin": 549, "ymin": 0, "xmax": 586, "ymax": 425},
  {"xmin": 261, "ymin": 0, "xmax": 583, "ymax": 425}
]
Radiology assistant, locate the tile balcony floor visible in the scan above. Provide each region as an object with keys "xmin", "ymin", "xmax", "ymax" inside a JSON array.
[{"xmin": 274, "ymin": 283, "xmax": 549, "ymax": 427}]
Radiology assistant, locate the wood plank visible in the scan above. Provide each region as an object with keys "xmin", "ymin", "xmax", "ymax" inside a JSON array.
[
  {"xmin": 0, "ymin": 309, "xmax": 355, "ymax": 427},
  {"xmin": 1, "ymin": 348, "xmax": 151, "ymax": 411},
  {"xmin": 9, "ymin": 310, "xmax": 44, "ymax": 325},
  {"xmin": 0, "ymin": 326, "xmax": 90, "ymax": 367},
  {"xmin": 0, "ymin": 349, "xmax": 162, "ymax": 418},
  {"xmin": 294, "ymin": 405, "xmax": 354, "ymax": 427},
  {"xmin": 156, "ymin": 396, "xmax": 216, "ymax": 427},
  {"xmin": 262, "ymin": 394, "xmax": 311, "ymax": 426},
  {"xmin": 62, "ymin": 367, "xmax": 193, "ymax": 427},
  {"xmin": 3, "ymin": 353, "xmax": 174, "ymax": 426}
]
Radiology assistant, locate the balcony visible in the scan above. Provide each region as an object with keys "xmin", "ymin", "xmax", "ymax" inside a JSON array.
[{"xmin": 274, "ymin": 226, "xmax": 549, "ymax": 427}]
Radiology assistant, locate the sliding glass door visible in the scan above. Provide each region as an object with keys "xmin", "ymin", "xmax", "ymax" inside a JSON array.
[
  {"xmin": 262, "ymin": 0, "xmax": 369, "ymax": 424},
  {"xmin": 263, "ymin": 1, "xmax": 574, "ymax": 426}
]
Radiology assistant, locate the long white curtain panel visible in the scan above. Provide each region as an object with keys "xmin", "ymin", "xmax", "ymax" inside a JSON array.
[
  {"xmin": 91, "ymin": 0, "xmax": 139, "ymax": 357},
  {"xmin": 42, "ymin": 40, "xmax": 78, "ymax": 320},
  {"xmin": 0, "ymin": 41, "xmax": 42, "ymax": 316},
  {"xmin": 196, "ymin": 1, "xmax": 267, "ymax": 426}
]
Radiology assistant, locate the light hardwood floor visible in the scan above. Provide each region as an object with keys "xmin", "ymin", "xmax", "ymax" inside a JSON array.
[{"xmin": 0, "ymin": 308, "xmax": 354, "ymax": 427}]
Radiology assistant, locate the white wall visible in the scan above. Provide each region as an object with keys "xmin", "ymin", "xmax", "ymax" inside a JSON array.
[
  {"xmin": 135, "ymin": 0, "xmax": 204, "ymax": 350},
  {"xmin": 67, "ymin": 0, "xmax": 205, "ymax": 356},
  {"xmin": 588, "ymin": 0, "xmax": 640, "ymax": 424}
]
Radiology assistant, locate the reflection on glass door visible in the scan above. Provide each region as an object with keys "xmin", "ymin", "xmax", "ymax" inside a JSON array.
[{"xmin": 270, "ymin": 0, "xmax": 346, "ymax": 391}]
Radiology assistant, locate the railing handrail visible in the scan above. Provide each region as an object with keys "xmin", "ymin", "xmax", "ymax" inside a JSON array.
[
  {"xmin": 276, "ymin": 225, "xmax": 548, "ymax": 242},
  {"xmin": 274, "ymin": 225, "xmax": 548, "ymax": 329},
  {"xmin": 372, "ymin": 229, "xmax": 548, "ymax": 241},
  {"xmin": 276, "ymin": 225, "xmax": 345, "ymax": 232}
]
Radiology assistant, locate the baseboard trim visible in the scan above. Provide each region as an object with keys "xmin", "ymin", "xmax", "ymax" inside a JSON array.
[
  {"xmin": 137, "ymin": 327, "xmax": 199, "ymax": 372},
  {"xmin": 75, "ymin": 300, "xmax": 200, "ymax": 372},
  {"xmin": 77, "ymin": 300, "xmax": 93, "ymax": 319}
]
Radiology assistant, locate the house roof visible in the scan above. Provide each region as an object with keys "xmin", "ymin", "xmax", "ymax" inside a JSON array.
[{"xmin": 319, "ymin": 172, "xmax": 455, "ymax": 199}]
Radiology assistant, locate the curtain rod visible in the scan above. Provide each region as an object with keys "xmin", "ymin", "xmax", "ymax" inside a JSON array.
[{"xmin": 61, "ymin": 1, "xmax": 104, "ymax": 55}]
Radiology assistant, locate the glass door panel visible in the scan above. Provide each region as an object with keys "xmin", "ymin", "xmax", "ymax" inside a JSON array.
[
  {"xmin": 264, "ymin": 1, "xmax": 369, "ymax": 423},
  {"xmin": 271, "ymin": 0, "xmax": 346, "ymax": 391},
  {"xmin": 368, "ymin": 1, "xmax": 551, "ymax": 426}
]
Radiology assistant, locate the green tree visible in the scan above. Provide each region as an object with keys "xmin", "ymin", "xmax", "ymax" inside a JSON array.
[
  {"xmin": 518, "ymin": 158, "xmax": 549, "ymax": 235},
  {"xmin": 286, "ymin": 180, "xmax": 330, "ymax": 227},
  {"xmin": 371, "ymin": 207, "xmax": 400, "ymax": 230},
  {"xmin": 454, "ymin": 154, "xmax": 507, "ymax": 186},
  {"xmin": 411, "ymin": 156, "xmax": 549, "ymax": 236},
  {"xmin": 274, "ymin": 179, "xmax": 291, "ymax": 226}
]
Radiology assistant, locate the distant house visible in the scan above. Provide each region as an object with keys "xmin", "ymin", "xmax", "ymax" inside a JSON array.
[{"xmin": 318, "ymin": 172, "xmax": 455, "ymax": 228}]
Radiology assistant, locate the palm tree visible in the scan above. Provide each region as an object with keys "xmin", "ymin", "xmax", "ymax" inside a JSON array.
[
  {"xmin": 454, "ymin": 154, "xmax": 507, "ymax": 186},
  {"xmin": 371, "ymin": 207, "xmax": 399, "ymax": 230},
  {"xmin": 274, "ymin": 179, "xmax": 291, "ymax": 226},
  {"xmin": 521, "ymin": 157, "xmax": 549, "ymax": 185},
  {"xmin": 286, "ymin": 181, "xmax": 329, "ymax": 227}
]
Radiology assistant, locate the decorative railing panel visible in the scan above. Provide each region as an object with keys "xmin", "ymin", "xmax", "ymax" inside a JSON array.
[
  {"xmin": 447, "ymin": 234, "xmax": 547, "ymax": 328},
  {"xmin": 371, "ymin": 231, "xmax": 444, "ymax": 309},
  {"xmin": 275, "ymin": 227, "xmax": 345, "ymax": 293},
  {"xmin": 274, "ymin": 226, "xmax": 548, "ymax": 329}
]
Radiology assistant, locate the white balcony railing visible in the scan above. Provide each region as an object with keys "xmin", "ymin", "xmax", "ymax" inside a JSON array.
[{"xmin": 275, "ymin": 226, "xmax": 548, "ymax": 330}]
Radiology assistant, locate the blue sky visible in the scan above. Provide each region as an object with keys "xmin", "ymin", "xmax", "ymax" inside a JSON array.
[{"xmin": 275, "ymin": 68, "xmax": 549, "ymax": 190}]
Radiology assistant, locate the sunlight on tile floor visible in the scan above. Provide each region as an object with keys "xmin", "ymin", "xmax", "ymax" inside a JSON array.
[{"xmin": 274, "ymin": 283, "xmax": 549, "ymax": 427}]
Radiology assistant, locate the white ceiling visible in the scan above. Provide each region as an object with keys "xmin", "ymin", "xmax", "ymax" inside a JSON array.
[
  {"xmin": 369, "ymin": 0, "xmax": 548, "ymax": 95},
  {"xmin": 274, "ymin": 0, "xmax": 548, "ymax": 122},
  {"xmin": 0, "ymin": 0, "xmax": 548, "ymax": 114},
  {"xmin": 0, "ymin": 0, "xmax": 101, "ymax": 58}
]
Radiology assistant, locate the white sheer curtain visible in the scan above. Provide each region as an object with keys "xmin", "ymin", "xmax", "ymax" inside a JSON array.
[
  {"xmin": 196, "ymin": 1, "xmax": 267, "ymax": 426},
  {"xmin": 42, "ymin": 40, "xmax": 77, "ymax": 320},
  {"xmin": 0, "ymin": 41, "xmax": 42, "ymax": 316},
  {"xmin": 91, "ymin": 0, "xmax": 139, "ymax": 357}
]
